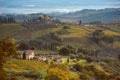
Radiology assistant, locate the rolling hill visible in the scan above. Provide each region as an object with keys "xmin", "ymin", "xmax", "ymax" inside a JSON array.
[
  {"xmin": 0, "ymin": 21, "xmax": 120, "ymax": 58},
  {"xmin": 49, "ymin": 8, "xmax": 120, "ymax": 23},
  {"xmin": 1, "ymin": 8, "xmax": 120, "ymax": 23}
]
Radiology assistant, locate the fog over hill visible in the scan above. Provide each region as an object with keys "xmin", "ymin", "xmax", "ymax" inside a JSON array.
[
  {"xmin": 0, "ymin": 8, "xmax": 120, "ymax": 23},
  {"xmin": 48, "ymin": 8, "xmax": 120, "ymax": 23}
]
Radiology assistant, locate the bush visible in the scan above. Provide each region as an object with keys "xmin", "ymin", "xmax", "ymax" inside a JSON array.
[
  {"xmin": 59, "ymin": 46, "xmax": 77, "ymax": 55},
  {"xmin": 102, "ymin": 36, "xmax": 115, "ymax": 43},
  {"xmin": 73, "ymin": 63, "xmax": 84, "ymax": 72},
  {"xmin": 118, "ymin": 54, "xmax": 120, "ymax": 60},
  {"xmin": 49, "ymin": 63, "xmax": 69, "ymax": 72},
  {"xmin": 79, "ymin": 73, "xmax": 90, "ymax": 80},
  {"xmin": 63, "ymin": 26, "xmax": 70, "ymax": 29},
  {"xmin": 77, "ymin": 48, "xmax": 89, "ymax": 55},
  {"xmin": 85, "ymin": 56, "xmax": 93, "ymax": 63},
  {"xmin": 85, "ymin": 64, "xmax": 111, "ymax": 80},
  {"xmin": 46, "ymin": 63, "xmax": 79, "ymax": 80},
  {"xmin": 45, "ymin": 68, "xmax": 69, "ymax": 80},
  {"xmin": 50, "ymin": 32, "xmax": 62, "ymax": 41},
  {"xmin": 59, "ymin": 47, "xmax": 70, "ymax": 55},
  {"xmin": 69, "ymin": 54, "xmax": 76, "ymax": 59},
  {"xmin": 77, "ymin": 54, "xmax": 85, "ymax": 59}
]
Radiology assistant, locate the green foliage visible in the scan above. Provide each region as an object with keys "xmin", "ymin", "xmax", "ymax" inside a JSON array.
[
  {"xmin": 84, "ymin": 63, "xmax": 111, "ymax": 80},
  {"xmin": 92, "ymin": 30, "xmax": 104, "ymax": 43},
  {"xmin": 79, "ymin": 73, "xmax": 90, "ymax": 80},
  {"xmin": 4, "ymin": 60, "xmax": 48, "ymax": 73},
  {"xmin": 102, "ymin": 36, "xmax": 115, "ymax": 43},
  {"xmin": 59, "ymin": 46, "xmax": 76, "ymax": 55},
  {"xmin": 49, "ymin": 63, "xmax": 69, "ymax": 72},
  {"xmin": 45, "ymin": 67, "xmax": 69, "ymax": 80},
  {"xmin": 85, "ymin": 56, "xmax": 93, "ymax": 63},
  {"xmin": 46, "ymin": 63, "xmax": 79, "ymax": 80},
  {"xmin": 50, "ymin": 32, "xmax": 62, "ymax": 41},
  {"xmin": 4, "ymin": 60, "xmax": 48, "ymax": 80},
  {"xmin": 69, "ymin": 54, "xmax": 77, "ymax": 59},
  {"xmin": 59, "ymin": 47, "xmax": 70, "ymax": 55},
  {"xmin": 92, "ymin": 29, "xmax": 116, "ymax": 43},
  {"xmin": 17, "ymin": 41, "xmax": 30, "ymax": 50},
  {"xmin": 77, "ymin": 48, "xmax": 90, "ymax": 55},
  {"xmin": 63, "ymin": 26, "xmax": 71, "ymax": 29},
  {"xmin": 73, "ymin": 63, "xmax": 84, "ymax": 72}
]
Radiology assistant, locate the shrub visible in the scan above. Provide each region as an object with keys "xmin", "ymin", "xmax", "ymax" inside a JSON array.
[
  {"xmin": 79, "ymin": 73, "xmax": 90, "ymax": 80},
  {"xmin": 73, "ymin": 63, "xmax": 84, "ymax": 72},
  {"xmin": 118, "ymin": 54, "xmax": 120, "ymax": 60},
  {"xmin": 49, "ymin": 63, "xmax": 69, "ymax": 72},
  {"xmin": 85, "ymin": 56, "xmax": 93, "ymax": 63},
  {"xmin": 59, "ymin": 46, "xmax": 77, "ymax": 55},
  {"xmin": 10, "ymin": 77, "xmax": 18, "ymax": 80},
  {"xmin": 69, "ymin": 54, "xmax": 76, "ymax": 59},
  {"xmin": 85, "ymin": 64, "xmax": 111, "ymax": 80},
  {"xmin": 50, "ymin": 32, "xmax": 62, "ymax": 41},
  {"xmin": 59, "ymin": 47, "xmax": 70, "ymax": 55},
  {"xmin": 77, "ymin": 54, "xmax": 85, "ymax": 59},
  {"xmin": 46, "ymin": 63, "xmax": 79, "ymax": 80},
  {"xmin": 69, "ymin": 72, "xmax": 80, "ymax": 80},
  {"xmin": 102, "ymin": 36, "xmax": 115, "ymax": 43},
  {"xmin": 77, "ymin": 48, "xmax": 89, "ymax": 55},
  {"xmin": 63, "ymin": 26, "xmax": 70, "ymax": 29},
  {"xmin": 45, "ymin": 68, "xmax": 69, "ymax": 80}
]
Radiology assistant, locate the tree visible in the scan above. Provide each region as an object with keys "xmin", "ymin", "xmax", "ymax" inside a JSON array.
[
  {"xmin": 59, "ymin": 47, "xmax": 70, "ymax": 55},
  {"xmin": 78, "ymin": 20, "xmax": 82, "ymax": 25},
  {"xmin": 92, "ymin": 30, "xmax": 104, "ymax": 43},
  {"xmin": 63, "ymin": 26, "xmax": 70, "ymax": 29},
  {"xmin": 17, "ymin": 41, "xmax": 30, "ymax": 50},
  {"xmin": 118, "ymin": 54, "xmax": 120, "ymax": 60},
  {"xmin": 0, "ymin": 37, "xmax": 17, "ymax": 80},
  {"xmin": 73, "ymin": 63, "xmax": 84, "ymax": 72}
]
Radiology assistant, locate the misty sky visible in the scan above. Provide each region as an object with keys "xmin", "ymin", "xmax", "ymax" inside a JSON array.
[{"xmin": 0, "ymin": 0, "xmax": 120, "ymax": 14}]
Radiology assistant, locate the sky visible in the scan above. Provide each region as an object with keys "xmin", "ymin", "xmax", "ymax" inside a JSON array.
[{"xmin": 0, "ymin": 0, "xmax": 120, "ymax": 14}]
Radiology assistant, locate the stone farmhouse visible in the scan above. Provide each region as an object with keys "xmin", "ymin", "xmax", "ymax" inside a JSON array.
[{"xmin": 18, "ymin": 50, "xmax": 35, "ymax": 60}]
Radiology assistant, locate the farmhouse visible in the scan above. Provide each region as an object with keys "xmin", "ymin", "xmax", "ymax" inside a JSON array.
[
  {"xmin": 52, "ymin": 55, "xmax": 62, "ymax": 64},
  {"xmin": 35, "ymin": 56, "xmax": 47, "ymax": 62},
  {"xmin": 18, "ymin": 50, "xmax": 35, "ymax": 60},
  {"xmin": 23, "ymin": 50, "xmax": 35, "ymax": 60}
]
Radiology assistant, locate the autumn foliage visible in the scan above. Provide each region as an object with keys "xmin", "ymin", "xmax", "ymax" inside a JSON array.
[{"xmin": 0, "ymin": 37, "xmax": 17, "ymax": 80}]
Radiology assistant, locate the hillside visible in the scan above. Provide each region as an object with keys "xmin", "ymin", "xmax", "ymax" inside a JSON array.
[
  {"xmin": 49, "ymin": 8, "xmax": 120, "ymax": 23},
  {"xmin": 0, "ymin": 21, "xmax": 120, "ymax": 58},
  {"xmin": 0, "ymin": 13, "xmax": 45, "ymax": 22},
  {"xmin": 1, "ymin": 8, "xmax": 120, "ymax": 23},
  {"xmin": 0, "ymin": 21, "xmax": 120, "ymax": 80}
]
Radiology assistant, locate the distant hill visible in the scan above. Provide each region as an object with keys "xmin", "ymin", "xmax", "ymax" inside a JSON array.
[
  {"xmin": 0, "ymin": 13, "xmax": 45, "ymax": 22},
  {"xmin": 1, "ymin": 8, "xmax": 120, "ymax": 23},
  {"xmin": 48, "ymin": 8, "xmax": 120, "ymax": 23}
]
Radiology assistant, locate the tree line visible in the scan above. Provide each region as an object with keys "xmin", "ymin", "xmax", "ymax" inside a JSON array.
[{"xmin": 0, "ymin": 16, "xmax": 16, "ymax": 23}]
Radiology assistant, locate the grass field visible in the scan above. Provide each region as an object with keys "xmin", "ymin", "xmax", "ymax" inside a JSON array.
[{"xmin": 4, "ymin": 59, "xmax": 48, "ymax": 73}]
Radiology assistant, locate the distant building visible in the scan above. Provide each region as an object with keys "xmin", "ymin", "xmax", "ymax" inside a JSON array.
[
  {"xmin": 35, "ymin": 56, "xmax": 47, "ymax": 62},
  {"xmin": 18, "ymin": 50, "xmax": 35, "ymax": 60},
  {"xmin": 52, "ymin": 55, "xmax": 62, "ymax": 64},
  {"xmin": 24, "ymin": 50, "xmax": 35, "ymax": 60}
]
